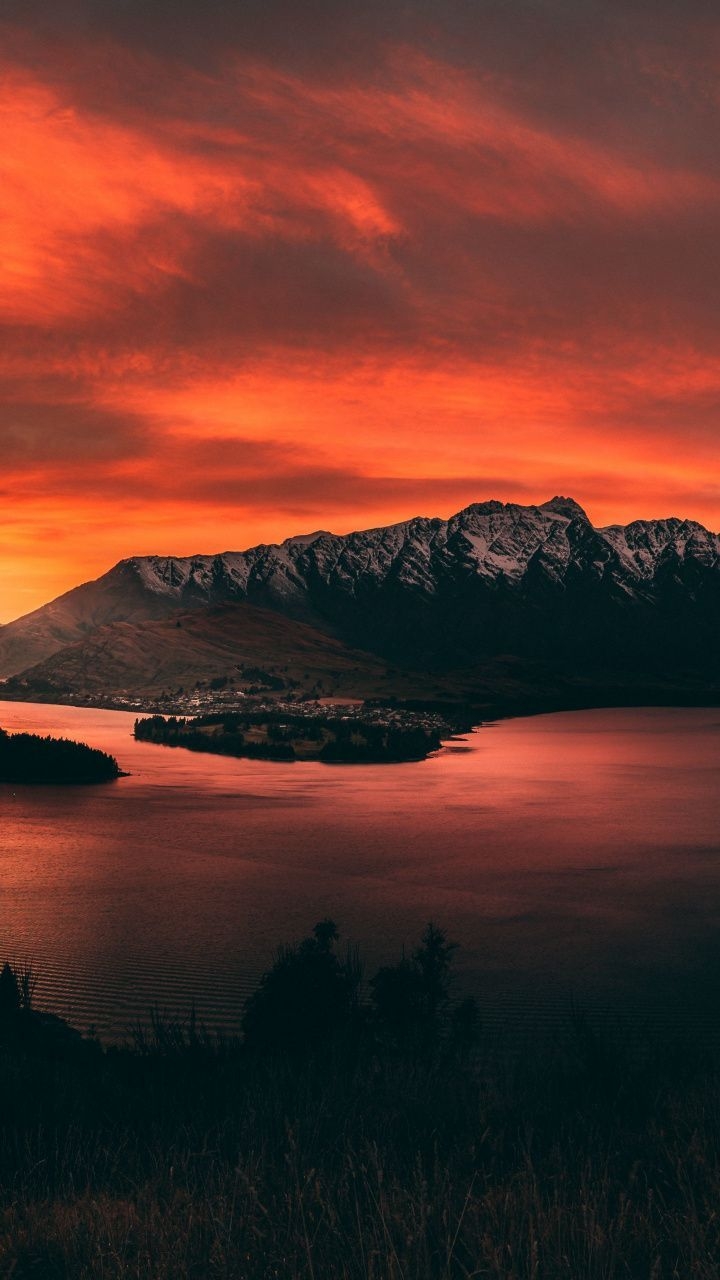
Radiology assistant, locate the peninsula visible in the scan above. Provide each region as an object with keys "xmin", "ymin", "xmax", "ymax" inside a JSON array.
[
  {"xmin": 0, "ymin": 728, "xmax": 122, "ymax": 784},
  {"xmin": 133, "ymin": 704, "xmax": 462, "ymax": 763}
]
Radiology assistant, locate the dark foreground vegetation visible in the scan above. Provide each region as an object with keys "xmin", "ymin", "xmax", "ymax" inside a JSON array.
[
  {"xmin": 1, "ymin": 925, "xmax": 719, "ymax": 1278},
  {"xmin": 0, "ymin": 727, "xmax": 121, "ymax": 784}
]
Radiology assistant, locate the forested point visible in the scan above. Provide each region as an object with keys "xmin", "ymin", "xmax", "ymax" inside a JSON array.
[
  {"xmin": 0, "ymin": 728, "xmax": 122, "ymax": 784},
  {"xmin": 134, "ymin": 711, "xmax": 444, "ymax": 763}
]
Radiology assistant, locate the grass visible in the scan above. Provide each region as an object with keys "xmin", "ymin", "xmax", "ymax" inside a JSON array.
[
  {"xmin": 0, "ymin": 925, "xmax": 718, "ymax": 1279},
  {"xmin": 0, "ymin": 1012, "xmax": 718, "ymax": 1278}
]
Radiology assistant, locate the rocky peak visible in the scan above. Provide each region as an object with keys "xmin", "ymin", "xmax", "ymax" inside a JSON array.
[{"xmin": 540, "ymin": 496, "xmax": 589, "ymax": 521}]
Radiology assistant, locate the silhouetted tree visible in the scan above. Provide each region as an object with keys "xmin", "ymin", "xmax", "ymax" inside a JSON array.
[
  {"xmin": 450, "ymin": 996, "xmax": 481, "ymax": 1055},
  {"xmin": 369, "ymin": 956, "xmax": 422, "ymax": 1038},
  {"xmin": 414, "ymin": 922, "xmax": 458, "ymax": 1023},
  {"xmin": 0, "ymin": 963, "xmax": 21, "ymax": 1022},
  {"xmin": 371, "ymin": 923, "xmax": 477, "ymax": 1051},
  {"xmin": 242, "ymin": 920, "xmax": 361, "ymax": 1053}
]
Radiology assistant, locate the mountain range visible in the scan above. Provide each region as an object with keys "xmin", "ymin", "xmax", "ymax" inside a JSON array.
[{"xmin": 2, "ymin": 497, "xmax": 719, "ymax": 708}]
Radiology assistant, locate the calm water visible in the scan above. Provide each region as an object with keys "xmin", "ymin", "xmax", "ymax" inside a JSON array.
[{"xmin": 1, "ymin": 700, "xmax": 720, "ymax": 1041}]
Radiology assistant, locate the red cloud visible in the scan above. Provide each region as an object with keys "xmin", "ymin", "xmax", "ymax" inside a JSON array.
[{"xmin": 1, "ymin": 15, "xmax": 720, "ymax": 619}]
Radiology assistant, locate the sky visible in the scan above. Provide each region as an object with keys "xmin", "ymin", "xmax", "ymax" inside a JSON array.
[{"xmin": 2, "ymin": 0, "xmax": 720, "ymax": 620}]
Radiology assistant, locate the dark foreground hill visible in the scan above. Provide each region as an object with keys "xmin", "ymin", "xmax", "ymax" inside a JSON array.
[
  {"xmin": 0, "ymin": 927, "xmax": 719, "ymax": 1279},
  {"xmin": 2, "ymin": 497, "xmax": 719, "ymax": 703}
]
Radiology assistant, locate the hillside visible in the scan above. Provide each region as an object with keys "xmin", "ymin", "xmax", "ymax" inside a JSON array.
[
  {"xmin": 2, "ymin": 498, "xmax": 719, "ymax": 700},
  {"xmin": 0, "ymin": 559, "xmax": 191, "ymax": 676},
  {"xmin": 3, "ymin": 603, "xmax": 429, "ymax": 703}
]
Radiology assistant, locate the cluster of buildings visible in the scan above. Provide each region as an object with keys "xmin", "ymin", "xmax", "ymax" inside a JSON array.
[{"xmin": 110, "ymin": 685, "xmax": 466, "ymax": 742}]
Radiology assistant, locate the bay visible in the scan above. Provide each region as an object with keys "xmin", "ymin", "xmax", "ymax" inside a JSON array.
[{"xmin": 1, "ymin": 700, "xmax": 719, "ymax": 1042}]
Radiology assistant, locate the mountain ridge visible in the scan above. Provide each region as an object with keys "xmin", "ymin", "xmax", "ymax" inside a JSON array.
[{"xmin": 1, "ymin": 498, "xmax": 719, "ymax": 695}]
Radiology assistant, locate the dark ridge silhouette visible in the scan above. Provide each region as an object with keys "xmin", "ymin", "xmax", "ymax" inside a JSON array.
[{"xmin": 0, "ymin": 727, "xmax": 122, "ymax": 784}]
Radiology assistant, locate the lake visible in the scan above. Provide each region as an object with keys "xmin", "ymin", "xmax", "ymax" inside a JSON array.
[{"xmin": 1, "ymin": 700, "xmax": 719, "ymax": 1043}]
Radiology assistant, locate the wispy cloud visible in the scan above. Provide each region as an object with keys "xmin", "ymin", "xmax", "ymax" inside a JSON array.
[{"xmin": 1, "ymin": 1, "xmax": 719, "ymax": 617}]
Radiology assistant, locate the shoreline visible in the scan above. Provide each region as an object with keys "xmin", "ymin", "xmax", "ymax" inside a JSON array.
[
  {"xmin": 2, "ymin": 685, "xmax": 720, "ymax": 722},
  {"xmin": 2, "ymin": 687, "xmax": 720, "ymax": 772}
]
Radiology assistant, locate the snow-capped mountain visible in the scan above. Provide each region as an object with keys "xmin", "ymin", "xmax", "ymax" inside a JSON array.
[{"xmin": 2, "ymin": 497, "xmax": 719, "ymax": 680}]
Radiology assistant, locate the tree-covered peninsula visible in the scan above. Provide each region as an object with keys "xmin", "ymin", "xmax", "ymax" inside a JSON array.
[
  {"xmin": 134, "ymin": 708, "xmax": 447, "ymax": 763},
  {"xmin": 0, "ymin": 728, "xmax": 122, "ymax": 784}
]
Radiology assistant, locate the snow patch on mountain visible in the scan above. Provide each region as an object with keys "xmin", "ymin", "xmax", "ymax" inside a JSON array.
[
  {"xmin": 90, "ymin": 494, "xmax": 720, "ymax": 624},
  {"xmin": 118, "ymin": 501, "xmax": 720, "ymax": 608},
  {"xmin": 2, "ymin": 496, "xmax": 720, "ymax": 683}
]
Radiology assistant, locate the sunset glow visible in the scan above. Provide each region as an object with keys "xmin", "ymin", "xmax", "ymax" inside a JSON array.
[{"xmin": 2, "ymin": 1, "xmax": 720, "ymax": 620}]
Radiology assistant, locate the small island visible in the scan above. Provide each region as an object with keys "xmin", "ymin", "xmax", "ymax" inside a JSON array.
[
  {"xmin": 134, "ymin": 708, "xmax": 449, "ymax": 763},
  {"xmin": 0, "ymin": 728, "xmax": 122, "ymax": 784}
]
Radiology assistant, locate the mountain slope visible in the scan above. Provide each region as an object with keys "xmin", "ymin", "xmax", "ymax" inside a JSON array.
[
  {"xmin": 1, "ymin": 497, "xmax": 719, "ymax": 684},
  {"xmin": 0, "ymin": 560, "xmax": 191, "ymax": 676},
  {"xmin": 6, "ymin": 604, "xmax": 410, "ymax": 702}
]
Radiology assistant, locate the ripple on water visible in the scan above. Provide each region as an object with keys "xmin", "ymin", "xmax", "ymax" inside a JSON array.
[{"xmin": 1, "ymin": 701, "xmax": 720, "ymax": 1041}]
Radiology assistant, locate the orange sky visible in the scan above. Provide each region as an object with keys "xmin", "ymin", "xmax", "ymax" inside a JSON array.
[{"xmin": 2, "ymin": 1, "xmax": 720, "ymax": 621}]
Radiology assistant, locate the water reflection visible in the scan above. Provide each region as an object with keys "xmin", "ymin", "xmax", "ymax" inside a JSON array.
[{"xmin": 1, "ymin": 700, "xmax": 719, "ymax": 1040}]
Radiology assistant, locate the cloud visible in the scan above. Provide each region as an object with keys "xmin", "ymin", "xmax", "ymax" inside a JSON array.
[
  {"xmin": 1, "ymin": 1, "xmax": 720, "ymax": 617},
  {"xmin": 0, "ymin": 394, "xmax": 152, "ymax": 465}
]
